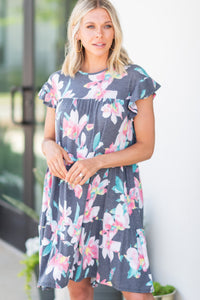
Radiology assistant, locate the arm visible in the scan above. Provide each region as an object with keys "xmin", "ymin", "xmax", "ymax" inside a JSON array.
[
  {"xmin": 42, "ymin": 107, "xmax": 73, "ymax": 180},
  {"xmin": 66, "ymin": 95, "xmax": 155, "ymax": 185}
]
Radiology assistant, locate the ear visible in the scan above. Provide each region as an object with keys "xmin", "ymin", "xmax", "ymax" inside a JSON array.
[{"xmin": 75, "ymin": 31, "xmax": 80, "ymax": 41}]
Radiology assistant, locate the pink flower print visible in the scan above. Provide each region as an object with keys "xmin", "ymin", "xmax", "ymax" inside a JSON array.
[
  {"xmin": 50, "ymin": 219, "xmax": 67, "ymax": 246},
  {"xmin": 137, "ymin": 229, "xmax": 149, "ymax": 272},
  {"xmin": 86, "ymin": 124, "xmax": 94, "ymax": 131},
  {"xmin": 115, "ymin": 117, "xmax": 133, "ymax": 150},
  {"xmin": 105, "ymin": 142, "xmax": 118, "ymax": 154},
  {"xmin": 68, "ymin": 182, "xmax": 83, "ymax": 199},
  {"xmin": 134, "ymin": 177, "xmax": 143, "ymax": 208},
  {"xmin": 120, "ymin": 183, "xmax": 137, "ymax": 215},
  {"xmin": 76, "ymin": 146, "xmax": 95, "ymax": 160},
  {"xmin": 101, "ymin": 212, "xmax": 117, "ymax": 238},
  {"xmin": 101, "ymin": 232, "xmax": 121, "ymax": 261},
  {"xmin": 83, "ymin": 72, "xmax": 117, "ymax": 100},
  {"xmin": 44, "ymin": 73, "xmax": 63, "ymax": 107},
  {"xmin": 92, "ymin": 273, "xmax": 112, "ymax": 287},
  {"xmin": 58, "ymin": 201, "xmax": 72, "ymax": 228},
  {"xmin": 68, "ymin": 214, "xmax": 83, "ymax": 244},
  {"xmin": 114, "ymin": 203, "xmax": 130, "ymax": 231},
  {"xmin": 125, "ymin": 247, "xmax": 140, "ymax": 279},
  {"xmin": 83, "ymin": 201, "xmax": 100, "ymax": 223},
  {"xmin": 82, "ymin": 236, "xmax": 99, "ymax": 270},
  {"xmin": 62, "ymin": 110, "xmax": 88, "ymax": 143},
  {"xmin": 87, "ymin": 175, "xmax": 110, "ymax": 201},
  {"xmin": 100, "ymin": 212, "xmax": 121, "ymax": 260},
  {"xmin": 101, "ymin": 99, "xmax": 124, "ymax": 124},
  {"xmin": 42, "ymin": 170, "xmax": 52, "ymax": 212},
  {"xmin": 99, "ymin": 279, "xmax": 112, "ymax": 287},
  {"xmin": 46, "ymin": 249, "xmax": 70, "ymax": 281}
]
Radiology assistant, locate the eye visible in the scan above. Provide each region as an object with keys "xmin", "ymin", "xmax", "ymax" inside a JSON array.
[
  {"xmin": 105, "ymin": 24, "xmax": 112, "ymax": 29},
  {"xmin": 87, "ymin": 25, "xmax": 95, "ymax": 29}
]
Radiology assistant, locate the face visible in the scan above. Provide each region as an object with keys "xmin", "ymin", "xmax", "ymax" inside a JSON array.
[{"xmin": 77, "ymin": 8, "xmax": 115, "ymax": 60}]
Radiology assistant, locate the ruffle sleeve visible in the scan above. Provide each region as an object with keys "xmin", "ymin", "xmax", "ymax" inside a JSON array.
[
  {"xmin": 38, "ymin": 72, "xmax": 60, "ymax": 108},
  {"xmin": 128, "ymin": 65, "xmax": 161, "ymax": 115}
]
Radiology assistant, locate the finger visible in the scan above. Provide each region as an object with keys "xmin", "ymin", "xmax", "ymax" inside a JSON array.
[
  {"xmin": 57, "ymin": 158, "xmax": 68, "ymax": 178},
  {"xmin": 73, "ymin": 171, "xmax": 86, "ymax": 185},
  {"xmin": 79, "ymin": 173, "xmax": 91, "ymax": 186},
  {"xmin": 67, "ymin": 167, "xmax": 84, "ymax": 184},
  {"xmin": 49, "ymin": 162, "xmax": 66, "ymax": 180},
  {"xmin": 61, "ymin": 148, "xmax": 73, "ymax": 164}
]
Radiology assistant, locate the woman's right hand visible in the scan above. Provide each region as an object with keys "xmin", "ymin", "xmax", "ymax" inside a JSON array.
[{"xmin": 42, "ymin": 139, "xmax": 73, "ymax": 180}]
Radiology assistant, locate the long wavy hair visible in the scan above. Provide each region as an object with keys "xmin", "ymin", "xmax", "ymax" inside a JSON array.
[{"xmin": 61, "ymin": 0, "xmax": 132, "ymax": 77}]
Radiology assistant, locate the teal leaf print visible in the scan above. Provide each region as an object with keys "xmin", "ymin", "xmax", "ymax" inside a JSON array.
[
  {"xmin": 85, "ymin": 268, "xmax": 89, "ymax": 278},
  {"xmin": 75, "ymin": 264, "xmax": 82, "ymax": 281},
  {"xmin": 135, "ymin": 67, "xmax": 149, "ymax": 77},
  {"xmin": 140, "ymin": 89, "xmax": 146, "ymax": 99},
  {"xmin": 74, "ymin": 203, "xmax": 80, "ymax": 224},
  {"xmin": 118, "ymin": 253, "xmax": 124, "ymax": 262},
  {"xmin": 109, "ymin": 267, "xmax": 116, "ymax": 280},
  {"xmin": 112, "ymin": 176, "xmax": 124, "ymax": 194},
  {"xmin": 61, "ymin": 79, "xmax": 71, "ymax": 96},
  {"xmin": 93, "ymin": 132, "xmax": 101, "ymax": 151},
  {"xmin": 103, "ymin": 169, "xmax": 109, "ymax": 178},
  {"xmin": 132, "ymin": 164, "xmax": 138, "ymax": 173},
  {"xmin": 53, "ymin": 201, "xmax": 59, "ymax": 210},
  {"xmin": 42, "ymin": 241, "xmax": 53, "ymax": 256},
  {"xmin": 128, "ymin": 268, "xmax": 138, "ymax": 279}
]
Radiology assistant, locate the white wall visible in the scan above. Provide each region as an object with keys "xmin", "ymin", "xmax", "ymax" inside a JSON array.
[{"xmin": 111, "ymin": 1, "xmax": 200, "ymax": 299}]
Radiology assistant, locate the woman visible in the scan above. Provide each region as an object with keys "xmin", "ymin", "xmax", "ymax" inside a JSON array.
[{"xmin": 38, "ymin": 0, "xmax": 160, "ymax": 299}]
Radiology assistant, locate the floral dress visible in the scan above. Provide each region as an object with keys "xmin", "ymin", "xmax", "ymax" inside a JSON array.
[{"xmin": 38, "ymin": 64, "xmax": 160, "ymax": 293}]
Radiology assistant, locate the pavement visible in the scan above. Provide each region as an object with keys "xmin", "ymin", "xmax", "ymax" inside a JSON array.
[{"xmin": 0, "ymin": 239, "xmax": 69, "ymax": 300}]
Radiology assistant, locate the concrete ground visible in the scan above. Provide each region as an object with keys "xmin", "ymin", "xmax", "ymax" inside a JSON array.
[
  {"xmin": 0, "ymin": 239, "xmax": 71, "ymax": 300},
  {"xmin": 0, "ymin": 239, "xmax": 39, "ymax": 300}
]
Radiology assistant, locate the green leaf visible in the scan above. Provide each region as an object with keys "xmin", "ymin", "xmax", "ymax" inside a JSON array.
[
  {"xmin": 152, "ymin": 282, "xmax": 175, "ymax": 296},
  {"xmin": 2, "ymin": 194, "xmax": 39, "ymax": 223}
]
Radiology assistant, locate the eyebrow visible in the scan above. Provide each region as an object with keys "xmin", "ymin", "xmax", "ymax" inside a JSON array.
[{"xmin": 84, "ymin": 21, "xmax": 112, "ymax": 25}]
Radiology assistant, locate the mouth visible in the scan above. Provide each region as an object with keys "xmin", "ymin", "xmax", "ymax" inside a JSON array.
[{"xmin": 93, "ymin": 43, "xmax": 106, "ymax": 48}]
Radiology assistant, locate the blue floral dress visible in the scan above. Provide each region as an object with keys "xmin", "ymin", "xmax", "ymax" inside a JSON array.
[{"xmin": 38, "ymin": 64, "xmax": 160, "ymax": 293}]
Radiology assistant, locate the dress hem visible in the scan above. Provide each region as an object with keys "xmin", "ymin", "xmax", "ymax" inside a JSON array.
[{"xmin": 37, "ymin": 277, "xmax": 153, "ymax": 294}]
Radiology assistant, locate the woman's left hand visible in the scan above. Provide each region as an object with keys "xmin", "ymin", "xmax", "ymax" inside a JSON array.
[{"xmin": 65, "ymin": 157, "xmax": 101, "ymax": 186}]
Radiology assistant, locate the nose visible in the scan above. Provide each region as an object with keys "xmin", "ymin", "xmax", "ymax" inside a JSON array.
[{"xmin": 96, "ymin": 28, "xmax": 103, "ymax": 38}]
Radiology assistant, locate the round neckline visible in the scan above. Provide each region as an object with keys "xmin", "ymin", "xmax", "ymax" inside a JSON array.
[{"xmin": 78, "ymin": 68, "xmax": 108, "ymax": 75}]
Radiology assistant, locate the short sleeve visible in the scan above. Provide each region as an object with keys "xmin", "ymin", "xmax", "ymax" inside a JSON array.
[
  {"xmin": 128, "ymin": 65, "xmax": 161, "ymax": 114},
  {"xmin": 38, "ymin": 72, "xmax": 60, "ymax": 108}
]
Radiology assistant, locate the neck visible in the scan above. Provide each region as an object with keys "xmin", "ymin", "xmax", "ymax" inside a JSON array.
[{"xmin": 81, "ymin": 54, "xmax": 108, "ymax": 73}]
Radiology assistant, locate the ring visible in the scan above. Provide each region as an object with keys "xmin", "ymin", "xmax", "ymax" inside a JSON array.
[{"xmin": 79, "ymin": 172, "xmax": 83, "ymax": 178}]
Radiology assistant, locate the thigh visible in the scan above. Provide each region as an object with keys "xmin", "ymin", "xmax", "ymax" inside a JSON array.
[
  {"xmin": 68, "ymin": 277, "xmax": 91, "ymax": 290},
  {"xmin": 122, "ymin": 291, "xmax": 154, "ymax": 300},
  {"xmin": 68, "ymin": 278, "xmax": 93, "ymax": 300}
]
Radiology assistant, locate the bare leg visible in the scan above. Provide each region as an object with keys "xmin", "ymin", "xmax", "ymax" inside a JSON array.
[
  {"xmin": 68, "ymin": 278, "xmax": 94, "ymax": 300},
  {"xmin": 122, "ymin": 291, "xmax": 154, "ymax": 300}
]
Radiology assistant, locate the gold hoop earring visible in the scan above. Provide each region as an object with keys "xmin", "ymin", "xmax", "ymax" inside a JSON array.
[{"xmin": 76, "ymin": 40, "xmax": 82, "ymax": 53}]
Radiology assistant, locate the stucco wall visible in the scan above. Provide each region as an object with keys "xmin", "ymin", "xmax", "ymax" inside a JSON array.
[{"xmin": 110, "ymin": 0, "xmax": 200, "ymax": 299}]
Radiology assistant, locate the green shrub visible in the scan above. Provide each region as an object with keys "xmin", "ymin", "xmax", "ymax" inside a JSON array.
[{"xmin": 152, "ymin": 282, "xmax": 175, "ymax": 296}]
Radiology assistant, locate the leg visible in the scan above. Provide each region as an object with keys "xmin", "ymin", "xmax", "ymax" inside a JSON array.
[
  {"xmin": 122, "ymin": 291, "xmax": 154, "ymax": 300},
  {"xmin": 68, "ymin": 278, "xmax": 94, "ymax": 300}
]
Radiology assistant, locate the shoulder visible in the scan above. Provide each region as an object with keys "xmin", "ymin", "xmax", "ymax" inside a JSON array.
[
  {"xmin": 125, "ymin": 64, "xmax": 150, "ymax": 79},
  {"xmin": 47, "ymin": 70, "xmax": 71, "ymax": 83}
]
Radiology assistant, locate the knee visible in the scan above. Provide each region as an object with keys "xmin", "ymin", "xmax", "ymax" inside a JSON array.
[{"xmin": 68, "ymin": 281, "xmax": 93, "ymax": 300}]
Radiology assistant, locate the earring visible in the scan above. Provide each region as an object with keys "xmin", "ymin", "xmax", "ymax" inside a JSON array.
[{"xmin": 76, "ymin": 40, "xmax": 82, "ymax": 53}]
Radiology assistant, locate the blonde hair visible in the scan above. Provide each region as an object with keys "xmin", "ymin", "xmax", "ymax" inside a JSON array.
[{"xmin": 61, "ymin": 0, "xmax": 132, "ymax": 77}]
